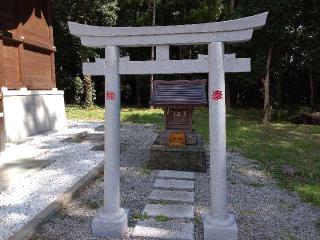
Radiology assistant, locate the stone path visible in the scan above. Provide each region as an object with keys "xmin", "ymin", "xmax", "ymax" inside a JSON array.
[{"xmin": 132, "ymin": 170, "xmax": 196, "ymax": 240}]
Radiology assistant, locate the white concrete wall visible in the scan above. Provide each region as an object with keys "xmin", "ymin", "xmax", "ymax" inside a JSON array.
[{"xmin": 2, "ymin": 88, "xmax": 66, "ymax": 142}]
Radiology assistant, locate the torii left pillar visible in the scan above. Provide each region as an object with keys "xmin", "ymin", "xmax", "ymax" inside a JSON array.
[{"xmin": 92, "ymin": 46, "xmax": 128, "ymax": 237}]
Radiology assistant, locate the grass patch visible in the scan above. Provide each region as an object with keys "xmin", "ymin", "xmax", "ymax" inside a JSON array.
[
  {"xmin": 154, "ymin": 215, "xmax": 169, "ymax": 222},
  {"xmin": 196, "ymin": 108, "xmax": 320, "ymax": 205},
  {"xmin": 84, "ymin": 199, "xmax": 103, "ymax": 209},
  {"xmin": 138, "ymin": 166, "xmax": 152, "ymax": 176},
  {"xmin": 121, "ymin": 108, "xmax": 163, "ymax": 126},
  {"xmin": 279, "ymin": 200, "xmax": 296, "ymax": 212},
  {"xmin": 149, "ymin": 200, "xmax": 177, "ymax": 205},
  {"xmin": 315, "ymin": 219, "xmax": 320, "ymax": 234},
  {"xmin": 66, "ymin": 105, "xmax": 104, "ymax": 121},
  {"xmin": 248, "ymin": 182, "xmax": 266, "ymax": 189},
  {"xmin": 66, "ymin": 105, "xmax": 164, "ymax": 126},
  {"xmin": 224, "ymin": 108, "xmax": 320, "ymax": 206},
  {"xmin": 280, "ymin": 229, "xmax": 298, "ymax": 240},
  {"xmin": 66, "ymin": 105, "xmax": 320, "ymax": 206},
  {"xmin": 194, "ymin": 216, "xmax": 201, "ymax": 225},
  {"xmin": 295, "ymin": 184, "xmax": 320, "ymax": 205},
  {"xmin": 132, "ymin": 212, "xmax": 150, "ymax": 222}
]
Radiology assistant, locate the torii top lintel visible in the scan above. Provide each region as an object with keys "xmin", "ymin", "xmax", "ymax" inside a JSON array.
[{"xmin": 68, "ymin": 12, "xmax": 268, "ymax": 48}]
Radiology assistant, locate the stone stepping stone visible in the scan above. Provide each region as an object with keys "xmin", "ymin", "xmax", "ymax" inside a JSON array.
[
  {"xmin": 149, "ymin": 189, "xmax": 194, "ymax": 203},
  {"xmin": 154, "ymin": 179, "xmax": 194, "ymax": 190},
  {"xmin": 158, "ymin": 170, "xmax": 195, "ymax": 180},
  {"xmin": 132, "ymin": 220, "xmax": 194, "ymax": 240},
  {"xmin": 143, "ymin": 204, "xmax": 194, "ymax": 219}
]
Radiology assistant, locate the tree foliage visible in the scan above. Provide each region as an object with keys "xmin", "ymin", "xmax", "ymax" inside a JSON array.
[
  {"xmin": 53, "ymin": 0, "xmax": 320, "ymax": 116},
  {"xmin": 52, "ymin": 0, "xmax": 118, "ymax": 103},
  {"xmin": 235, "ymin": 0, "xmax": 319, "ymax": 107}
]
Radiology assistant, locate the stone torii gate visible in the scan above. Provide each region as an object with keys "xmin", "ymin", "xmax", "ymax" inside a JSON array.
[{"xmin": 68, "ymin": 12, "xmax": 267, "ymax": 240}]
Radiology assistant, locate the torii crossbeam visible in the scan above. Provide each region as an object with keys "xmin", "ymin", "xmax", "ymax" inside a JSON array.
[{"xmin": 69, "ymin": 12, "xmax": 267, "ymax": 240}]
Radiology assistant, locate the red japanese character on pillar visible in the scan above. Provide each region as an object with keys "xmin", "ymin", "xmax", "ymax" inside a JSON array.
[
  {"xmin": 211, "ymin": 89, "xmax": 223, "ymax": 101},
  {"xmin": 106, "ymin": 91, "xmax": 116, "ymax": 100}
]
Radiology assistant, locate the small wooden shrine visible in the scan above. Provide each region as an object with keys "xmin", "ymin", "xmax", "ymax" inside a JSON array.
[{"xmin": 150, "ymin": 80, "xmax": 208, "ymax": 146}]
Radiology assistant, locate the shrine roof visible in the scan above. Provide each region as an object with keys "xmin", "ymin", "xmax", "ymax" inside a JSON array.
[{"xmin": 150, "ymin": 80, "xmax": 208, "ymax": 108}]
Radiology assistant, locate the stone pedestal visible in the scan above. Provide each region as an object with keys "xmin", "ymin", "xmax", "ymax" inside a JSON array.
[
  {"xmin": 203, "ymin": 214, "xmax": 238, "ymax": 240},
  {"xmin": 92, "ymin": 209, "xmax": 128, "ymax": 238},
  {"xmin": 149, "ymin": 135, "xmax": 206, "ymax": 172}
]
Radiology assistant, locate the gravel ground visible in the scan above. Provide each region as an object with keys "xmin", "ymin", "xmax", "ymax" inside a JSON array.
[
  {"xmin": 0, "ymin": 121, "xmax": 106, "ymax": 240},
  {"xmin": 195, "ymin": 151, "xmax": 320, "ymax": 240},
  {"xmin": 32, "ymin": 123, "xmax": 320, "ymax": 240},
  {"xmin": 32, "ymin": 123, "xmax": 159, "ymax": 240}
]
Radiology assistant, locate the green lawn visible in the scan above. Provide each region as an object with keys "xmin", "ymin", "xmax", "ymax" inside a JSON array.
[{"xmin": 66, "ymin": 105, "xmax": 320, "ymax": 206}]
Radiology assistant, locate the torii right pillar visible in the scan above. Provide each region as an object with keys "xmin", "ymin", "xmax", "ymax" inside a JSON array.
[{"xmin": 204, "ymin": 42, "xmax": 238, "ymax": 240}]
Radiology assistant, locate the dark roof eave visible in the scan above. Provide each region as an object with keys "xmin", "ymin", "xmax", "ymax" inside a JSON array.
[{"xmin": 150, "ymin": 103, "xmax": 208, "ymax": 108}]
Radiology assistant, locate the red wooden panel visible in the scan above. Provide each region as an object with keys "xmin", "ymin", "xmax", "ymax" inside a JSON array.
[
  {"xmin": 23, "ymin": 48, "xmax": 52, "ymax": 89},
  {"xmin": 23, "ymin": 28, "xmax": 50, "ymax": 45},
  {"xmin": 19, "ymin": 0, "xmax": 51, "ymax": 46},
  {"xmin": 3, "ymin": 41, "xmax": 22, "ymax": 89}
]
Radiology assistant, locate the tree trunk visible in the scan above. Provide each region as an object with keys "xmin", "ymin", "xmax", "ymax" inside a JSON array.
[
  {"xmin": 225, "ymin": 80, "xmax": 232, "ymax": 109},
  {"xmin": 262, "ymin": 46, "xmax": 273, "ymax": 123},
  {"xmin": 83, "ymin": 75, "xmax": 93, "ymax": 107},
  {"xmin": 309, "ymin": 64, "xmax": 314, "ymax": 108},
  {"xmin": 136, "ymin": 78, "xmax": 141, "ymax": 107},
  {"xmin": 225, "ymin": 0, "xmax": 235, "ymax": 109},
  {"xmin": 231, "ymin": 0, "xmax": 235, "ymax": 12},
  {"xmin": 276, "ymin": 77, "xmax": 282, "ymax": 118},
  {"xmin": 276, "ymin": 73, "xmax": 282, "ymax": 118}
]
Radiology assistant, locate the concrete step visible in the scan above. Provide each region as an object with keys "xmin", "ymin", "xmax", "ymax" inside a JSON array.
[
  {"xmin": 132, "ymin": 220, "xmax": 194, "ymax": 240},
  {"xmin": 149, "ymin": 189, "xmax": 194, "ymax": 203},
  {"xmin": 158, "ymin": 170, "xmax": 195, "ymax": 180},
  {"xmin": 154, "ymin": 178, "xmax": 194, "ymax": 190},
  {"xmin": 144, "ymin": 204, "xmax": 194, "ymax": 219}
]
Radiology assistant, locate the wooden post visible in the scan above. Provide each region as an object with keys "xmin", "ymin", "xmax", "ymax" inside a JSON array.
[
  {"xmin": 0, "ymin": 38, "xmax": 5, "ymax": 87},
  {"xmin": 17, "ymin": 22, "xmax": 26, "ymax": 88},
  {"xmin": 47, "ymin": 0, "xmax": 56, "ymax": 89}
]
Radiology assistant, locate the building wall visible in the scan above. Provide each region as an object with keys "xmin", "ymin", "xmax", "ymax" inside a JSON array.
[
  {"xmin": 0, "ymin": 0, "xmax": 55, "ymax": 90},
  {"xmin": 0, "ymin": 93, "xmax": 4, "ymax": 151},
  {"xmin": 0, "ymin": 1, "xmax": 64, "ymax": 145},
  {"xmin": 2, "ymin": 88, "xmax": 66, "ymax": 142}
]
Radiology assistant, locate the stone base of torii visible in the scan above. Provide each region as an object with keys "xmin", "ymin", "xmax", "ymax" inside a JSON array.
[{"xmin": 68, "ymin": 12, "xmax": 267, "ymax": 240}]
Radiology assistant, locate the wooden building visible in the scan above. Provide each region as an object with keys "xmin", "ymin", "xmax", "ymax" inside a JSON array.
[{"xmin": 0, "ymin": 0, "xmax": 65, "ymax": 151}]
